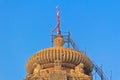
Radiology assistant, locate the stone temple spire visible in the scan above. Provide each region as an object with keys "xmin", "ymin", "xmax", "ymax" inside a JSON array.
[{"xmin": 24, "ymin": 6, "xmax": 93, "ymax": 80}]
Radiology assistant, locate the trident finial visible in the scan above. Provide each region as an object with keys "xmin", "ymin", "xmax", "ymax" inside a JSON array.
[{"xmin": 52, "ymin": 6, "xmax": 61, "ymax": 34}]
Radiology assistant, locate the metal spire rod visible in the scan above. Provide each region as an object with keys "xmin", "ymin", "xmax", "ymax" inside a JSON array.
[{"xmin": 52, "ymin": 6, "xmax": 61, "ymax": 34}]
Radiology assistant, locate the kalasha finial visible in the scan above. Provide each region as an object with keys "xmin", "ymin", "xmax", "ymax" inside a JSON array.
[
  {"xmin": 52, "ymin": 6, "xmax": 61, "ymax": 34},
  {"xmin": 53, "ymin": 33, "xmax": 64, "ymax": 46}
]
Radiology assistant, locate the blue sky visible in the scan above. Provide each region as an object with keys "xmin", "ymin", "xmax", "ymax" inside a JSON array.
[{"xmin": 0, "ymin": 0, "xmax": 120, "ymax": 80}]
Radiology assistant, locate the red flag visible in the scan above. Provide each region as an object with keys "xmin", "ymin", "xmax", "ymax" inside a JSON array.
[{"xmin": 52, "ymin": 6, "xmax": 60, "ymax": 33}]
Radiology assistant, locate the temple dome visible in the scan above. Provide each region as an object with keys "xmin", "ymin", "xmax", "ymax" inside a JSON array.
[{"xmin": 26, "ymin": 34, "xmax": 93, "ymax": 74}]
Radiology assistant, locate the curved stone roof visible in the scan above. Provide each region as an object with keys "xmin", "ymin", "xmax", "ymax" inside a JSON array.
[{"xmin": 26, "ymin": 33, "xmax": 93, "ymax": 74}]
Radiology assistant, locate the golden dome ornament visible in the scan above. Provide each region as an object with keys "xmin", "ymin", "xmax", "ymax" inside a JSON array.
[{"xmin": 53, "ymin": 33, "xmax": 64, "ymax": 47}]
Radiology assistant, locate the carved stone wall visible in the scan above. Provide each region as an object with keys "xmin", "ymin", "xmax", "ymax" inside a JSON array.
[{"xmin": 25, "ymin": 63, "xmax": 92, "ymax": 80}]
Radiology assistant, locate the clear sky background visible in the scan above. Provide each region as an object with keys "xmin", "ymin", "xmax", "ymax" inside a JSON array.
[{"xmin": 0, "ymin": 0, "xmax": 120, "ymax": 80}]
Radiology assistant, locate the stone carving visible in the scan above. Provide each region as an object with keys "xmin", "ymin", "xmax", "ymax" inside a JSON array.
[
  {"xmin": 40, "ymin": 69, "xmax": 49, "ymax": 78},
  {"xmin": 75, "ymin": 63, "xmax": 90, "ymax": 79},
  {"xmin": 25, "ymin": 73, "xmax": 40, "ymax": 80},
  {"xmin": 54, "ymin": 60, "xmax": 62, "ymax": 70},
  {"xmin": 75, "ymin": 63, "xmax": 84, "ymax": 74},
  {"xmin": 33, "ymin": 64, "xmax": 41, "ymax": 74}
]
